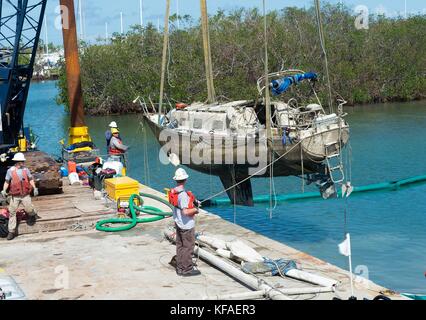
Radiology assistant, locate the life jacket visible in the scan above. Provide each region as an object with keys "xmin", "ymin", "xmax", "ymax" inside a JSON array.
[
  {"xmin": 108, "ymin": 137, "xmax": 124, "ymax": 155},
  {"xmin": 9, "ymin": 167, "xmax": 33, "ymax": 197},
  {"xmin": 175, "ymin": 103, "xmax": 188, "ymax": 110},
  {"xmin": 168, "ymin": 187, "xmax": 195, "ymax": 209}
]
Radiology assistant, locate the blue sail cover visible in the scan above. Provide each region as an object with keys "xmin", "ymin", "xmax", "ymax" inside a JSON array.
[{"xmin": 271, "ymin": 72, "xmax": 318, "ymax": 95}]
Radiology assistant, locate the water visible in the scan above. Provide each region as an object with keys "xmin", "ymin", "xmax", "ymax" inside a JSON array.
[{"xmin": 26, "ymin": 81, "xmax": 426, "ymax": 294}]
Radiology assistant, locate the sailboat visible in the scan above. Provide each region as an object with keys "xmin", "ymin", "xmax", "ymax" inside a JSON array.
[{"xmin": 143, "ymin": 0, "xmax": 350, "ymax": 206}]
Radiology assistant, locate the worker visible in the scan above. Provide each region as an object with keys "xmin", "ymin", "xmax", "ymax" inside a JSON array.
[
  {"xmin": 108, "ymin": 128, "xmax": 129, "ymax": 155},
  {"xmin": 170, "ymin": 168, "xmax": 201, "ymax": 277},
  {"xmin": 105, "ymin": 121, "xmax": 120, "ymax": 152},
  {"xmin": 1, "ymin": 153, "xmax": 39, "ymax": 241}
]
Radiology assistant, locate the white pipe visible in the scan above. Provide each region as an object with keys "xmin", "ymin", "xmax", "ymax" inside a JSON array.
[
  {"xmin": 165, "ymin": 229, "xmax": 337, "ymax": 299},
  {"xmin": 275, "ymin": 286, "xmax": 334, "ymax": 295},
  {"xmin": 205, "ymin": 290, "xmax": 267, "ymax": 301},
  {"xmin": 194, "ymin": 246, "xmax": 292, "ymax": 300},
  {"xmin": 164, "ymin": 229, "xmax": 291, "ymax": 300},
  {"xmin": 206, "ymin": 286, "xmax": 334, "ymax": 300},
  {"xmin": 286, "ymin": 269, "xmax": 338, "ymax": 288}
]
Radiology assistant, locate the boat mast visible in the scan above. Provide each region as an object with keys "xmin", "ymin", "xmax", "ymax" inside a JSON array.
[
  {"xmin": 200, "ymin": 0, "xmax": 216, "ymax": 103},
  {"xmin": 158, "ymin": 0, "xmax": 171, "ymax": 124}
]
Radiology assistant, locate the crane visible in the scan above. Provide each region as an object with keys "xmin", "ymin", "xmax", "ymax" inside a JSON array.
[
  {"xmin": 0, "ymin": 0, "xmax": 93, "ymax": 192},
  {"xmin": 0, "ymin": 0, "xmax": 47, "ymax": 152}
]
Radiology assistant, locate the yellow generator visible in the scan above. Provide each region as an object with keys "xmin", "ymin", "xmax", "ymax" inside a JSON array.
[{"xmin": 105, "ymin": 177, "xmax": 139, "ymax": 202}]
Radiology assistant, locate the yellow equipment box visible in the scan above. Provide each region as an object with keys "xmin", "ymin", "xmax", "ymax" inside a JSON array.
[{"xmin": 105, "ymin": 177, "xmax": 140, "ymax": 201}]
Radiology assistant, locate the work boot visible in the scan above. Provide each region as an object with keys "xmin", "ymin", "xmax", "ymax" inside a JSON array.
[
  {"xmin": 181, "ymin": 269, "xmax": 201, "ymax": 277},
  {"xmin": 6, "ymin": 232, "xmax": 15, "ymax": 241},
  {"xmin": 169, "ymin": 255, "xmax": 177, "ymax": 269},
  {"xmin": 27, "ymin": 214, "xmax": 37, "ymax": 226}
]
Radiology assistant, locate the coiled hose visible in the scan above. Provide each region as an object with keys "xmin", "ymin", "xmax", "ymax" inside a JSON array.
[{"xmin": 96, "ymin": 192, "xmax": 173, "ymax": 232}]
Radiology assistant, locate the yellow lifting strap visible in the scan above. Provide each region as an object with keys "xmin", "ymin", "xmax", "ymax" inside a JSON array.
[{"xmin": 68, "ymin": 126, "xmax": 93, "ymax": 146}]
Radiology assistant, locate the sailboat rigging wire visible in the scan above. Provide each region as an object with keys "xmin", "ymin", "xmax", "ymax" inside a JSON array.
[
  {"xmin": 314, "ymin": 0, "xmax": 334, "ymax": 113},
  {"xmin": 232, "ymin": 165, "xmax": 237, "ymax": 224},
  {"xmin": 200, "ymin": 139, "xmax": 304, "ymax": 204}
]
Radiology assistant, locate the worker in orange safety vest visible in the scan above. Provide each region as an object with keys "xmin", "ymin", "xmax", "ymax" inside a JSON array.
[{"xmin": 1, "ymin": 153, "xmax": 39, "ymax": 241}]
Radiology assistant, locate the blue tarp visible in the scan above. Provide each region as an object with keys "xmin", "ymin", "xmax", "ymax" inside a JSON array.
[{"xmin": 271, "ymin": 72, "xmax": 318, "ymax": 95}]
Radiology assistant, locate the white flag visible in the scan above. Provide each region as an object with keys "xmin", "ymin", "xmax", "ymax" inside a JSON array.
[{"xmin": 338, "ymin": 233, "xmax": 352, "ymax": 257}]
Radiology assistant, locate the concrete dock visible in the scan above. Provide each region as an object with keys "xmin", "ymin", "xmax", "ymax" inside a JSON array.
[{"xmin": 0, "ymin": 179, "xmax": 402, "ymax": 300}]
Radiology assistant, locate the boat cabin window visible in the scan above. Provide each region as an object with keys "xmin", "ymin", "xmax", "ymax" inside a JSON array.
[
  {"xmin": 193, "ymin": 118, "xmax": 203, "ymax": 129},
  {"xmin": 212, "ymin": 120, "xmax": 224, "ymax": 131}
]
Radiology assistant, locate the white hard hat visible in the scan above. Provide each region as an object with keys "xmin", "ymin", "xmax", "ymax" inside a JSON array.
[
  {"xmin": 109, "ymin": 121, "xmax": 118, "ymax": 128},
  {"xmin": 12, "ymin": 152, "xmax": 26, "ymax": 162},
  {"xmin": 173, "ymin": 168, "xmax": 189, "ymax": 181}
]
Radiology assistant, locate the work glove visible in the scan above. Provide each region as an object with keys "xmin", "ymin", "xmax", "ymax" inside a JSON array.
[
  {"xmin": 1, "ymin": 190, "xmax": 7, "ymax": 198},
  {"xmin": 33, "ymin": 188, "xmax": 39, "ymax": 197},
  {"xmin": 194, "ymin": 200, "xmax": 202, "ymax": 208}
]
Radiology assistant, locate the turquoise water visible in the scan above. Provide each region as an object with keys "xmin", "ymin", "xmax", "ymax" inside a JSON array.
[{"xmin": 26, "ymin": 81, "xmax": 426, "ymax": 294}]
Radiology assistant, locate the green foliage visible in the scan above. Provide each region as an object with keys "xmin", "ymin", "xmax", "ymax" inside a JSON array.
[{"xmin": 57, "ymin": 4, "xmax": 426, "ymax": 115}]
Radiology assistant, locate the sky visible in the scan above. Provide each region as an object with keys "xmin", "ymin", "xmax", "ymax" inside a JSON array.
[{"xmin": 41, "ymin": 0, "xmax": 426, "ymax": 44}]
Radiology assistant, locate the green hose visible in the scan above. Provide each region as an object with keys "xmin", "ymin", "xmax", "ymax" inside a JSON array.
[{"xmin": 96, "ymin": 192, "xmax": 174, "ymax": 232}]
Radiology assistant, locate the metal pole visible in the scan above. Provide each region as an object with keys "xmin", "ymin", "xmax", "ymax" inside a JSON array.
[
  {"xmin": 105, "ymin": 22, "xmax": 108, "ymax": 42},
  {"xmin": 78, "ymin": 0, "xmax": 83, "ymax": 40},
  {"xmin": 158, "ymin": 0, "xmax": 170, "ymax": 125},
  {"xmin": 60, "ymin": 0, "xmax": 85, "ymax": 127},
  {"xmin": 82, "ymin": 2, "xmax": 86, "ymax": 40},
  {"xmin": 140, "ymin": 0, "xmax": 144, "ymax": 26},
  {"xmin": 44, "ymin": 14, "xmax": 49, "ymax": 55},
  {"xmin": 176, "ymin": 0, "xmax": 180, "ymax": 29},
  {"xmin": 405, "ymin": 0, "xmax": 407, "ymax": 19},
  {"xmin": 120, "ymin": 12, "xmax": 124, "ymax": 34}
]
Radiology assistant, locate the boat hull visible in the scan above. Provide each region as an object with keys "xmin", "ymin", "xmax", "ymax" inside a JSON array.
[{"xmin": 144, "ymin": 116, "xmax": 335, "ymax": 178}]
